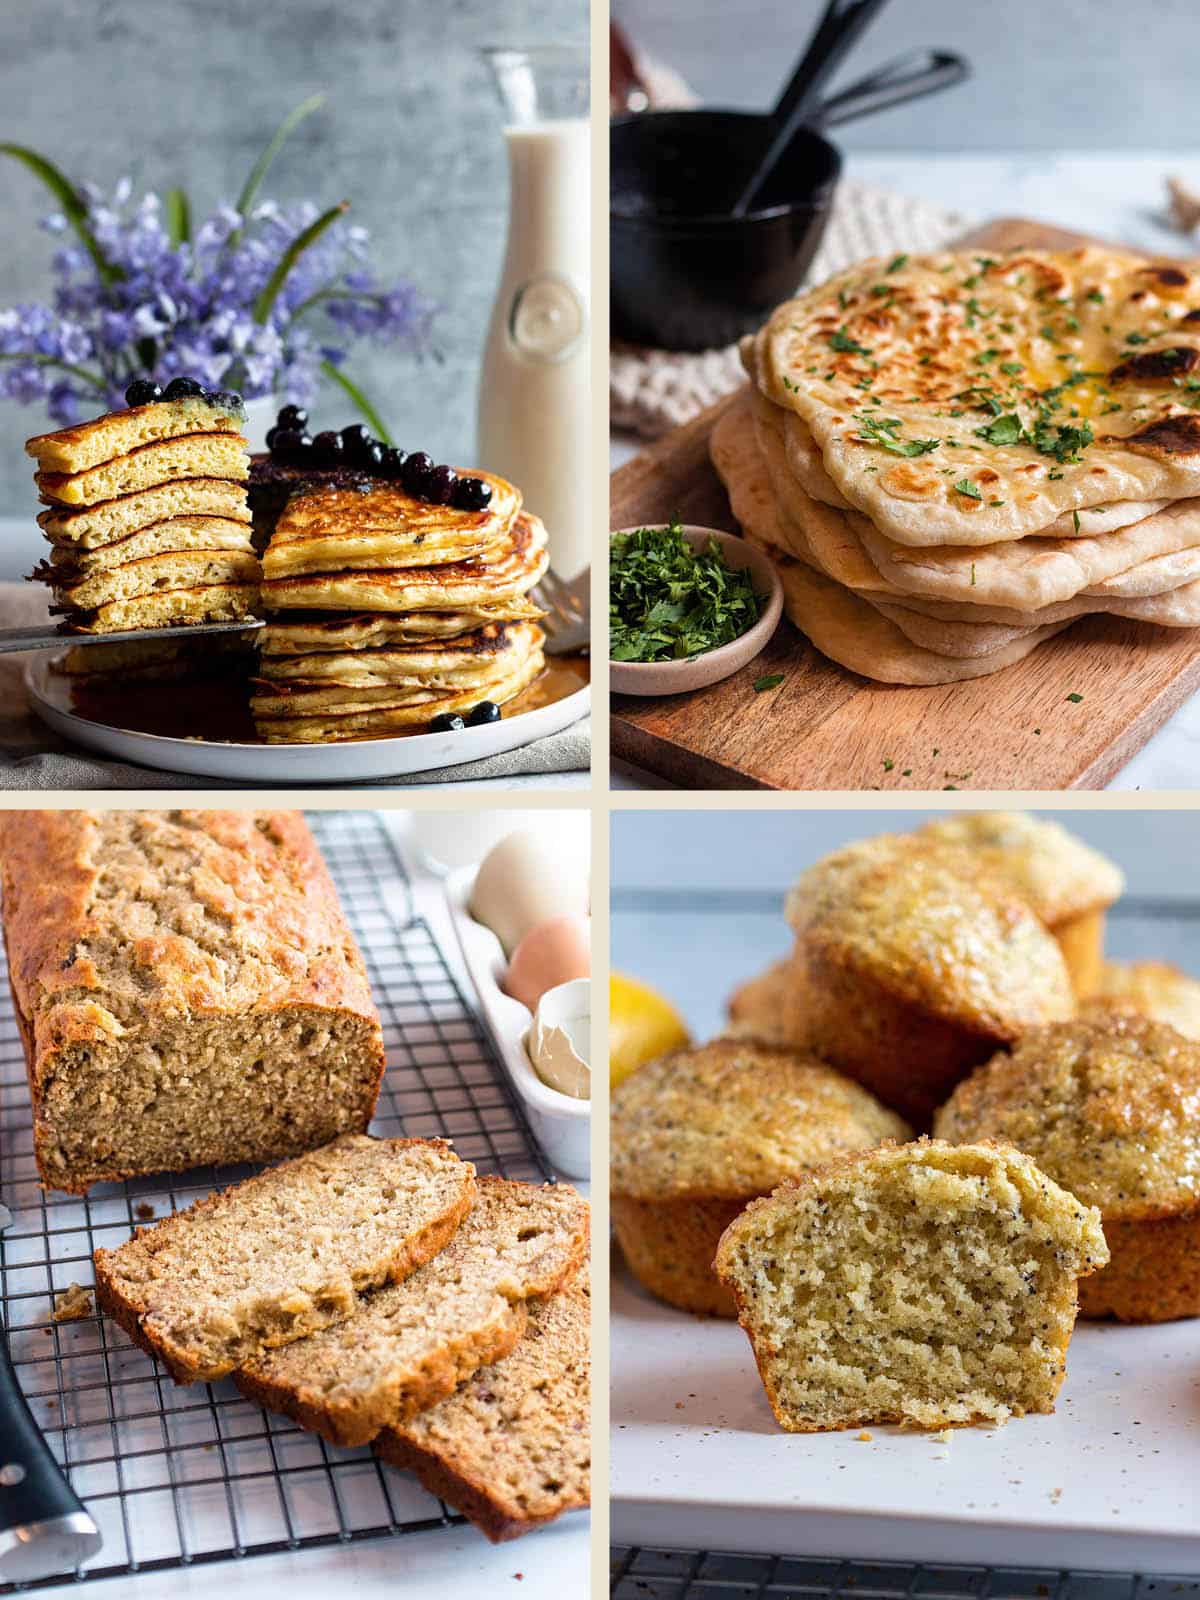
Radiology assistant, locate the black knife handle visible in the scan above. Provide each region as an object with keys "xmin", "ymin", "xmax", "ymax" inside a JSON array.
[{"xmin": 0, "ymin": 1326, "xmax": 101, "ymax": 1582}]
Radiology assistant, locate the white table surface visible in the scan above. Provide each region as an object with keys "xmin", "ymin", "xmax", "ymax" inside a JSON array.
[
  {"xmin": 26, "ymin": 827, "xmax": 590, "ymax": 1599},
  {"xmin": 612, "ymin": 148, "xmax": 1200, "ymax": 792}
]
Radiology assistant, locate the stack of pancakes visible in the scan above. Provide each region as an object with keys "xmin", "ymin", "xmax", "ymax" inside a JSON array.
[
  {"xmin": 26, "ymin": 397, "xmax": 258, "ymax": 633},
  {"xmin": 251, "ymin": 471, "xmax": 548, "ymax": 742},
  {"xmin": 711, "ymin": 246, "xmax": 1200, "ymax": 684}
]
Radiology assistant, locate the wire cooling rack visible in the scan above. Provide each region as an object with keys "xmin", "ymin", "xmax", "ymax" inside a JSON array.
[
  {"xmin": 0, "ymin": 809, "xmax": 551, "ymax": 1593},
  {"xmin": 610, "ymin": 1548, "xmax": 1200, "ymax": 1599}
]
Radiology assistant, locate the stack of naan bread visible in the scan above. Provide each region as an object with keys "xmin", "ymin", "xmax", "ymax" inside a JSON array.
[
  {"xmin": 26, "ymin": 396, "xmax": 257, "ymax": 634},
  {"xmin": 711, "ymin": 246, "xmax": 1200, "ymax": 683},
  {"xmin": 251, "ymin": 477, "xmax": 548, "ymax": 742}
]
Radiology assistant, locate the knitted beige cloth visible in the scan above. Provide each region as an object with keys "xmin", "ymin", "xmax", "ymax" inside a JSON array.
[{"xmin": 611, "ymin": 179, "xmax": 971, "ymax": 439}]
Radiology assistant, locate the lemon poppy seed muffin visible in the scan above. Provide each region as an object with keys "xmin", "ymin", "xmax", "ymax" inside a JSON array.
[
  {"xmin": 784, "ymin": 834, "xmax": 1076, "ymax": 1126},
  {"xmin": 610, "ymin": 1039, "xmax": 910, "ymax": 1317},
  {"xmin": 1082, "ymin": 960, "xmax": 1200, "ymax": 1041},
  {"xmin": 713, "ymin": 1138, "xmax": 1107, "ymax": 1433},
  {"xmin": 934, "ymin": 1014, "xmax": 1200, "ymax": 1322},
  {"xmin": 917, "ymin": 813, "xmax": 1124, "ymax": 996},
  {"xmin": 725, "ymin": 953, "xmax": 808, "ymax": 1049}
]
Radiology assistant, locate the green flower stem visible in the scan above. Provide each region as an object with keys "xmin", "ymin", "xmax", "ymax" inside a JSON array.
[
  {"xmin": 231, "ymin": 93, "xmax": 326, "ymax": 245},
  {"xmin": 0, "ymin": 143, "xmax": 121, "ymax": 286},
  {"xmin": 252, "ymin": 202, "xmax": 349, "ymax": 325},
  {"xmin": 0, "ymin": 352, "xmax": 108, "ymax": 392},
  {"xmin": 320, "ymin": 359, "xmax": 392, "ymax": 445}
]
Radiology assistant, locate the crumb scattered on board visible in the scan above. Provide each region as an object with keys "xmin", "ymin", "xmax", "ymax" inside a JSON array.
[{"xmin": 52, "ymin": 1283, "xmax": 93, "ymax": 1322}]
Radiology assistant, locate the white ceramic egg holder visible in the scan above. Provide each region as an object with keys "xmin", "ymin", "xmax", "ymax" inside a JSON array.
[{"xmin": 443, "ymin": 865, "xmax": 590, "ymax": 1179}]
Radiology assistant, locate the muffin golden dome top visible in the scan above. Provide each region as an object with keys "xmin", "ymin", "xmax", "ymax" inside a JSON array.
[
  {"xmin": 784, "ymin": 834, "xmax": 1076, "ymax": 1037},
  {"xmin": 916, "ymin": 812, "xmax": 1124, "ymax": 926},
  {"xmin": 934, "ymin": 1014, "xmax": 1200, "ymax": 1220},
  {"xmin": 610, "ymin": 1038, "xmax": 910, "ymax": 1201}
]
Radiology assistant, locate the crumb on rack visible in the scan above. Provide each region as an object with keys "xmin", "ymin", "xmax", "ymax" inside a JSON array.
[
  {"xmin": 135, "ymin": 1202, "xmax": 155, "ymax": 1221},
  {"xmin": 52, "ymin": 1282, "xmax": 93, "ymax": 1322},
  {"xmin": 857, "ymin": 1430, "xmax": 873, "ymax": 1441},
  {"xmin": 932, "ymin": 1428, "xmax": 953, "ymax": 1443}
]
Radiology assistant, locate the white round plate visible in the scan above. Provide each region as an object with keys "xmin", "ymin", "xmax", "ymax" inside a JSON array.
[{"xmin": 25, "ymin": 656, "xmax": 590, "ymax": 785}]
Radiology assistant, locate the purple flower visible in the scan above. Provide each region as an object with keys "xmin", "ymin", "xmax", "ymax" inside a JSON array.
[{"xmin": 0, "ymin": 174, "xmax": 440, "ymax": 428}]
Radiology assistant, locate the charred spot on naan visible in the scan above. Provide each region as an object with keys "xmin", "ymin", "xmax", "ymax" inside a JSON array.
[
  {"xmin": 1109, "ymin": 345, "xmax": 1200, "ymax": 384},
  {"xmin": 1139, "ymin": 264, "xmax": 1191, "ymax": 291},
  {"xmin": 983, "ymin": 256, "xmax": 1068, "ymax": 296},
  {"xmin": 1121, "ymin": 413, "xmax": 1200, "ymax": 458}
]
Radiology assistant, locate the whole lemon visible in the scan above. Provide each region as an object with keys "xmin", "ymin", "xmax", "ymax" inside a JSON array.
[{"xmin": 610, "ymin": 972, "xmax": 690, "ymax": 1089}]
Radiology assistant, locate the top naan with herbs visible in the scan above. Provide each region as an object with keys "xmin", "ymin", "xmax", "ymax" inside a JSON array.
[{"xmin": 754, "ymin": 247, "xmax": 1200, "ymax": 546}]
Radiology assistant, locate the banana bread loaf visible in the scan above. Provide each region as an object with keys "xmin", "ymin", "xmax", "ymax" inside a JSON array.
[{"xmin": 0, "ymin": 810, "xmax": 385, "ymax": 1192}]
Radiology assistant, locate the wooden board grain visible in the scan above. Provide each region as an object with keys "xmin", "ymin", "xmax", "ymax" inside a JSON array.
[{"xmin": 610, "ymin": 218, "xmax": 1200, "ymax": 790}]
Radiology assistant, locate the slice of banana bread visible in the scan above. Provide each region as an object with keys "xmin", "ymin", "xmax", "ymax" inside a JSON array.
[
  {"xmin": 235, "ymin": 1177, "xmax": 589, "ymax": 1446},
  {"xmin": 376, "ymin": 1268, "xmax": 590, "ymax": 1542},
  {"xmin": 94, "ymin": 1135, "xmax": 475, "ymax": 1382},
  {"xmin": 0, "ymin": 810, "xmax": 386, "ymax": 1192}
]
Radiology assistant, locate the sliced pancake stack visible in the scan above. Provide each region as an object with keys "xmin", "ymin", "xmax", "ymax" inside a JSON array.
[
  {"xmin": 26, "ymin": 393, "xmax": 258, "ymax": 633},
  {"xmin": 712, "ymin": 246, "xmax": 1200, "ymax": 684},
  {"xmin": 251, "ymin": 469, "xmax": 549, "ymax": 742}
]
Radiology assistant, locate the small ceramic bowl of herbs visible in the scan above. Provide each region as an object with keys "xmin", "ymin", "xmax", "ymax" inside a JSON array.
[{"xmin": 609, "ymin": 521, "xmax": 783, "ymax": 697}]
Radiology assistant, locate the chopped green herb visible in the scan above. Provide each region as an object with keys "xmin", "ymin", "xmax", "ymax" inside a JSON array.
[
  {"xmin": 1000, "ymin": 361, "xmax": 1024, "ymax": 376},
  {"xmin": 902, "ymin": 769, "xmax": 912, "ymax": 777},
  {"xmin": 1087, "ymin": 289, "xmax": 1104, "ymax": 303},
  {"xmin": 609, "ymin": 521, "xmax": 763, "ymax": 664},
  {"xmin": 974, "ymin": 347, "xmax": 1001, "ymax": 366},
  {"xmin": 970, "ymin": 563, "xmax": 977, "ymax": 586},
  {"xmin": 882, "ymin": 758, "xmax": 894, "ymax": 772},
  {"xmin": 1125, "ymin": 331, "xmax": 1149, "ymax": 345},
  {"xmin": 830, "ymin": 327, "xmax": 872, "ymax": 356},
  {"xmin": 886, "ymin": 253, "xmax": 908, "ymax": 274},
  {"xmin": 1066, "ymin": 691, "xmax": 1084, "ymax": 703},
  {"xmin": 954, "ymin": 479, "xmax": 983, "ymax": 500},
  {"xmin": 753, "ymin": 673, "xmax": 784, "ymax": 693},
  {"xmin": 854, "ymin": 412, "xmax": 940, "ymax": 457},
  {"xmin": 1072, "ymin": 509, "xmax": 1080, "ymax": 533},
  {"xmin": 975, "ymin": 413, "xmax": 1023, "ymax": 446}
]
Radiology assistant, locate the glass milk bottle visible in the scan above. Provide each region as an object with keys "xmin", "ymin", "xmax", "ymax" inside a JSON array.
[{"xmin": 478, "ymin": 47, "xmax": 590, "ymax": 579}]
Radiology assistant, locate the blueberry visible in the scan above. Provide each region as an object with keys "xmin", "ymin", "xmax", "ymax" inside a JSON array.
[
  {"xmin": 380, "ymin": 446, "xmax": 408, "ymax": 478},
  {"xmin": 265, "ymin": 426, "xmax": 281, "ymax": 451},
  {"xmin": 453, "ymin": 475, "xmax": 492, "ymax": 512},
  {"xmin": 272, "ymin": 427, "xmax": 310, "ymax": 460},
  {"xmin": 465, "ymin": 700, "xmax": 500, "ymax": 727},
  {"xmin": 163, "ymin": 376, "xmax": 204, "ymax": 400},
  {"xmin": 429, "ymin": 712, "xmax": 466, "ymax": 733},
  {"xmin": 401, "ymin": 450, "xmax": 435, "ymax": 498},
  {"xmin": 340, "ymin": 423, "xmax": 372, "ymax": 458},
  {"xmin": 124, "ymin": 378, "xmax": 162, "ymax": 408},
  {"xmin": 361, "ymin": 439, "xmax": 386, "ymax": 472},
  {"xmin": 313, "ymin": 430, "xmax": 345, "ymax": 465},
  {"xmin": 208, "ymin": 388, "xmax": 243, "ymax": 412},
  {"xmin": 427, "ymin": 464, "xmax": 458, "ymax": 505},
  {"xmin": 276, "ymin": 404, "xmax": 308, "ymax": 430}
]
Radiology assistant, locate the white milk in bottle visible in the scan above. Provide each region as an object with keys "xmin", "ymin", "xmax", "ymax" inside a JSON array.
[{"xmin": 478, "ymin": 50, "xmax": 590, "ymax": 579}]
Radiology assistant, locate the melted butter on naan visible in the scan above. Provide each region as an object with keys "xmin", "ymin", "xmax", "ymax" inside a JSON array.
[{"xmin": 759, "ymin": 247, "xmax": 1200, "ymax": 546}]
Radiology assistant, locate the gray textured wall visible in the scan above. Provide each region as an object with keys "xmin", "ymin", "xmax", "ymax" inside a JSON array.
[
  {"xmin": 0, "ymin": 0, "xmax": 586, "ymax": 522},
  {"xmin": 615, "ymin": 0, "xmax": 1200, "ymax": 151}
]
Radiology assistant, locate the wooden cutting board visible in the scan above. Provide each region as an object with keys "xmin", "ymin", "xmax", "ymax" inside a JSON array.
[{"xmin": 610, "ymin": 218, "xmax": 1200, "ymax": 790}]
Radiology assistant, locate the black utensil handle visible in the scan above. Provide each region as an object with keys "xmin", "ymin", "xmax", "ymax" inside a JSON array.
[
  {"xmin": 731, "ymin": 0, "xmax": 890, "ymax": 216},
  {"xmin": 813, "ymin": 47, "xmax": 970, "ymax": 130},
  {"xmin": 0, "ymin": 1332, "xmax": 100, "ymax": 1581},
  {"xmin": 769, "ymin": 0, "xmax": 889, "ymax": 132}
]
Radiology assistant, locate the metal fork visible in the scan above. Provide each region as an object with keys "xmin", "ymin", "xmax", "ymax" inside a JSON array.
[{"xmin": 533, "ymin": 568, "xmax": 589, "ymax": 656}]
